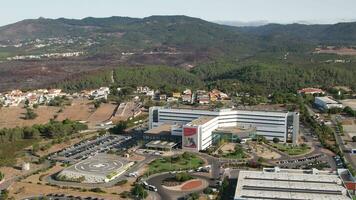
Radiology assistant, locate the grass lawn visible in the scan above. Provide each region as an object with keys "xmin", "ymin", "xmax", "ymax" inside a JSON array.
[
  {"xmin": 0, "ymin": 139, "xmax": 39, "ymax": 166},
  {"xmin": 271, "ymin": 143, "xmax": 311, "ymax": 156},
  {"xmin": 147, "ymin": 152, "xmax": 204, "ymax": 175}
]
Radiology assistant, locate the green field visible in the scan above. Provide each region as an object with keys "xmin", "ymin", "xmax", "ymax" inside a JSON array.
[
  {"xmin": 147, "ymin": 152, "xmax": 204, "ymax": 175},
  {"xmin": 271, "ymin": 143, "xmax": 311, "ymax": 156}
]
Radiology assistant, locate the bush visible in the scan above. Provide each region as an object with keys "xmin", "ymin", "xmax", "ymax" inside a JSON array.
[
  {"xmin": 187, "ymin": 192, "xmax": 199, "ymax": 200},
  {"xmin": 273, "ymin": 137, "xmax": 280, "ymax": 143},
  {"xmin": 23, "ymin": 108, "xmax": 38, "ymax": 120},
  {"xmin": 90, "ymin": 187, "xmax": 106, "ymax": 193},
  {"xmin": 131, "ymin": 184, "xmax": 148, "ymax": 199},
  {"xmin": 0, "ymin": 171, "xmax": 4, "ymax": 181},
  {"xmin": 109, "ymin": 121, "xmax": 128, "ymax": 134},
  {"xmin": 352, "ymin": 136, "xmax": 356, "ymax": 142},
  {"xmin": 203, "ymin": 187, "xmax": 213, "ymax": 194},
  {"xmin": 175, "ymin": 172, "xmax": 193, "ymax": 182},
  {"xmin": 115, "ymin": 179, "xmax": 128, "ymax": 186}
]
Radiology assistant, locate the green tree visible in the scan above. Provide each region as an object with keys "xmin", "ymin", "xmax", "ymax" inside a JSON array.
[
  {"xmin": 0, "ymin": 171, "xmax": 4, "ymax": 181},
  {"xmin": 352, "ymin": 136, "xmax": 356, "ymax": 142},
  {"xmin": 0, "ymin": 189, "xmax": 9, "ymax": 199},
  {"xmin": 109, "ymin": 121, "xmax": 128, "ymax": 134},
  {"xmin": 175, "ymin": 172, "xmax": 192, "ymax": 182},
  {"xmin": 23, "ymin": 108, "xmax": 38, "ymax": 120},
  {"xmin": 187, "ymin": 192, "xmax": 199, "ymax": 200},
  {"xmin": 131, "ymin": 184, "xmax": 148, "ymax": 199}
]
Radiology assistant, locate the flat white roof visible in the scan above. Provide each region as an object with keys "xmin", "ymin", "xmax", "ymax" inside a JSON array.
[
  {"xmin": 145, "ymin": 140, "xmax": 177, "ymax": 149},
  {"xmin": 235, "ymin": 169, "xmax": 350, "ymax": 200},
  {"xmin": 188, "ymin": 116, "xmax": 215, "ymax": 126}
]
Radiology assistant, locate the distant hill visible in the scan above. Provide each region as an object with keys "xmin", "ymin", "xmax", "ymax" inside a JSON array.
[
  {"xmin": 0, "ymin": 15, "xmax": 356, "ymax": 92},
  {"xmin": 239, "ymin": 22, "xmax": 356, "ymax": 44},
  {"xmin": 1, "ymin": 16, "xmax": 356, "ymax": 56},
  {"xmin": 0, "ymin": 15, "xmax": 257, "ymax": 57}
]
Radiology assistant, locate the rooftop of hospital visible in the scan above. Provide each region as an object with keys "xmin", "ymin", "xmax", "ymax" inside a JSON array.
[
  {"xmin": 188, "ymin": 116, "xmax": 215, "ymax": 126},
  {"xmin": 158, "ymin": 105, "xmax": 291, "ymax": 114},
  {"xmin": 145, "ymin": 123, "xmax": 172, "ymax": 135}
]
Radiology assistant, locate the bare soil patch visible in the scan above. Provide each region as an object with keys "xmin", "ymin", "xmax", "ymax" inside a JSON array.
[
  {"xmin": 0, "ymin": 106, "xmax": 59, "ymax": 128},
  {"xmin": 181, "ymin": 180, "xmax": 203, "ymax": 190}
]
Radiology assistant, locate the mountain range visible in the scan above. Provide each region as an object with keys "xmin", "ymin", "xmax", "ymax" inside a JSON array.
[{"xmin": 0, "ymin": 15, "xmax": 356, "ymax": 92}]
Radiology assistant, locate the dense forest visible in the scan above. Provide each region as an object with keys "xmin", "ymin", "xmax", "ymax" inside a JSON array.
[
  {"xmin": 58, "ymin": 66, "xmax": 204, "ymax": 92},
  {"xmin": 0, "ymin": 119, "xmax": 87, "ymax": 166},
  {"xmin": 56, "ymin": 53, "xmax": 356, "ymax": 95}
]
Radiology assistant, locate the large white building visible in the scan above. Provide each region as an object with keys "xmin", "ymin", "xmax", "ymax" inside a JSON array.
[
  {"xmin": 315, "ymin": 96, "xmax": 343, "ymax": 110},
  {"xmin": 148, "ymin": 107, "xmax": 299, "ymax": 151},
  {"xmin": 234, "ymin": 167, "xmax": 352, "ymax": 200}
]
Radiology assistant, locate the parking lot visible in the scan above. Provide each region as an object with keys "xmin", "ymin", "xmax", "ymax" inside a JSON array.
[
  {"xmin": 276, "ymin": 154, "xmax": 331, "ymax": 169},
  {"xmin": 49, "ymin": 134, "xmax": 135, "ymax": 164}
]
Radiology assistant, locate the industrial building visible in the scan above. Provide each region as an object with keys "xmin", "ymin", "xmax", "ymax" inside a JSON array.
[
  {"xmin": 147, "ymin": 107, "xmax": 299, "ymax": 151},
  {"xmin": 315, "ymin": 96, "xmax": 343, "ymax": 110},
  {"xmin": 234, "ymin": 167, "xmax": 352, "ymax": 200}
]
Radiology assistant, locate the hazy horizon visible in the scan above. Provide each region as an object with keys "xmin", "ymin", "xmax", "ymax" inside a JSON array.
[{"xmin": 1, "ymin": 0, "xmax": 356, "ymax": 26}]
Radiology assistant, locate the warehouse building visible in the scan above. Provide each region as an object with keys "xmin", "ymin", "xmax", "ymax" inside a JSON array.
[
  {"xmin": 148, "ymin": 107, "xmax": 299, "ymax": 151},
  {"xmin": 315, "ymin": 96, "xmax": 343, "ymax": 110},
  {"xmin": 234, "ymin": 167, "xmax": 352, "ymax": 200}
]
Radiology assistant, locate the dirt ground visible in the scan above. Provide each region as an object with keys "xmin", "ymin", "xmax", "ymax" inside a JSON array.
[
  {"xmin": 22, "ymin": 164, "xmax": 64, "ymax": 184},
  {"xmin": 55, "ymin": 99, "xmax": 94, "ymax": 122},
  {"xmin": 0, "ymin": 163, "xmax": 43, "ymax": 186},
  {"xmin": 8, "ymin": 182, "xmax": 127, "ymax": 200},
  {"xmin": 0, "ymin": 166, "xmax": 23, "ymax": 180},
  {"xmin": 219, "ymin": 143, "xmax": 236, "ymax": 153},
  {"xmin": 341, "ymin": 99, "xmax": 356, "ymax": 111},
  {"xmin": 0, "ymin": 105, "xmax": 59, "ymax": 128},
  {"xmin": 87, "ymin": 102, "xmax": 117, "ymax": 127},
  {"xmin": 248, "ymin": 142, "xmax": 281, "ymax": 160},
  {"xmin": 112, "ymin": 101, "xmax": 139, "ymax": 122},
  {"xmin": 0, "ymin": 99, "xmax": 118, "ymax": 129}
]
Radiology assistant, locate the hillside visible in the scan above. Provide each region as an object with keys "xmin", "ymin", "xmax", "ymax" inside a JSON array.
[
  {"xmin": 239, "ymin": 22, "xmax": 356, "ymax": 44},
  {"xmin": 0, "ymin": 15, "xmax": 356, "ymax": 92},
  {"xmin": 0, "ymin": 15, "xmax": 257, "ymax": 55}
]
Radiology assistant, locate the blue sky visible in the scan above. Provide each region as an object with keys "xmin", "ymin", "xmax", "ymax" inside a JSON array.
[{"xmin": 1, "ymin": 0, "xmax": 356, "ymax": 26}]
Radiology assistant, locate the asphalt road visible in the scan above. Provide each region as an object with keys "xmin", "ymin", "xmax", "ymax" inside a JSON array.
[
  {"xmin": 146, "ymin": 172, "xmax": 212, "ymax": 200},
  {"xmin": 331, "ymin": 116, "xmax": 356, "ymax": 170}
]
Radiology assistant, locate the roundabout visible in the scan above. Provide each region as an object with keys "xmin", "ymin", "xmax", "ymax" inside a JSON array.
[
  {"xmin": 162, "ymin": 178, "xmax": 208, "ymax": 192},
  {"xmin": 147, "ymin": 172, "xmax": 212, "ymax": 200}
]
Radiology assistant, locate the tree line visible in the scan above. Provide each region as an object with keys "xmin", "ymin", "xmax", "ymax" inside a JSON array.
[{"xmin": 0, "ymin": 119, "xmax": 87, "ymax": 143}]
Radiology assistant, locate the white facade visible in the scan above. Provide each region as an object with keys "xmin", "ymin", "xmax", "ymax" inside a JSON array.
[
  {"xmin": 149, "ymin": 107, "xmax": 299, "ymax": 151},
  {"xmin": 315, "ymin": 96, "xmax": 343, "ymax": 110}
]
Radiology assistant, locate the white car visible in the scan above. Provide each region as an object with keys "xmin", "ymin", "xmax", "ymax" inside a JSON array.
[
  {"xmin": 148, "ymin": 185, "xmax": 158, "ymax": 192},
  {"xmin": 128, "ymin": 172, "xmax": 139, "ymax": 177}
]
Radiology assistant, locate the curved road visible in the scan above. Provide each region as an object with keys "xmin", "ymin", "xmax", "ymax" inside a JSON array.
[{"xmin": 146, "ymin": 172, "xmax": 212, "ymax": 200}]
